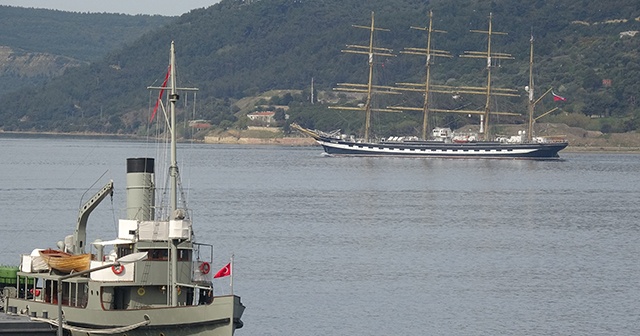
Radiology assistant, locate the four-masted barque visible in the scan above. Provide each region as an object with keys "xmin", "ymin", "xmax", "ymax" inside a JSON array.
[{"xmin": 293, "ymin": 11, "xmax": 568, "ymax": 159}]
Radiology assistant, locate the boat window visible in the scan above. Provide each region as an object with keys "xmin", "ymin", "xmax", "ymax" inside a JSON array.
[
  {"xmin": 43, "ymin": 279, "xmax": 55, "ymax": 303},
  {"xmin": 143, "ymin": 249, "xmax": 191, "ymax": 261},
  {"xmin": 178, "ymin": 249, "xmax": 192, "ymax": 261},
  {"xmin": 70, "ymin": 282, "xmax": 88, "ymax": 308},
  {"xmin": 56, "ymin": 281, "xmax": 88, "ymax": 308},
  {"xmin": 117, "ymin": 245, "xmax": 133, "ymax": 258},
  {"xmin": 147, "ymin": 249, "xmax": 169, "ymax": 261}
]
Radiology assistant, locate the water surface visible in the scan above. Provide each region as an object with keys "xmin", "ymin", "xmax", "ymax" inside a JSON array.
[{"xmin": 1, "ymin": 136, "xmax": 639, "ymax": 335}]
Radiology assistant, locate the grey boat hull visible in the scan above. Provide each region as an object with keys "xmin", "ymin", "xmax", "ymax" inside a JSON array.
[{"xmin": 4, "ymin": 295, "xmax": 244, "ymax": 336}]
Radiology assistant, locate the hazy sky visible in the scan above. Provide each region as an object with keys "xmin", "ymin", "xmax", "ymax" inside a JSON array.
[{"xmin": 0, "ymin": 0, "xmax": 221, "ymax": 16}]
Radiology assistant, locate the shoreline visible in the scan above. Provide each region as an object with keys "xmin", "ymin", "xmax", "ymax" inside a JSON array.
[
  {"xmin": 0, "ymin": 130, "xmax": 146, "ymax": 141},
  {"xmin": 2, "ymin": 131, "xmax": 639, "ymax": 152},
  {"xmin": 562, "ymin": 146, "xmax": 640, "ymax": 154},
  {"xmin": 202, "ymin": 135, "xmax": 315, "ymax": 146}
]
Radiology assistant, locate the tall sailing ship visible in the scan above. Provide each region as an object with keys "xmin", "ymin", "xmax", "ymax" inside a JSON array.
[
  {"xmin": 1, "ymin": 42, "xmax": 245, "ymax": 335},
  {"xmin": 293, "ymin": 11, "xmax": 568, "ymax": 159}
]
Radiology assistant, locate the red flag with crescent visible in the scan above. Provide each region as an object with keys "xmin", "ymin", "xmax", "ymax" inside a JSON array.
[
  {"xmin": 214, "ymin": 262, "xmax": 231, "ymax": 278},
  {"xmin": 552, "ymin": 91, "xmax": 567, "ymax": 102}
]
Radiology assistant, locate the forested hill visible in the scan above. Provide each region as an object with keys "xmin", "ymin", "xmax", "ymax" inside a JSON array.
[
  {"xmin": 0, "ymin": 6, "xmax": 173, "ymax": 61},
  {"xmin": 0, "ymin": 6, "xmax": 173, "ymax": 96},
  {"xmin": 0, "ymin": 0, "xmax": 638, "ymax": 135}
]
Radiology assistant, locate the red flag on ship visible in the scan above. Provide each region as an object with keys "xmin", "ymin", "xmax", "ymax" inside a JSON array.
[
  {"xmin": 552, "ymin": 91, "xmax": 567, "ymax": 102},
  {"xmin": 214, "ymin": 262, "xmax": 231, "ymax": 278},
  {"xmin": 150, "ymin": 65, "xmax": 171, "ymax": 122}
]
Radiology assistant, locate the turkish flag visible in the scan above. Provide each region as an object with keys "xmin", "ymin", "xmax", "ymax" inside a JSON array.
[
  {"xmin": 552, "ymin": 92, "xmax": 567, "ymax": 102},
  {"xmin": 214, "ymin": 262, "xmax": 231, "ymax": 278}
]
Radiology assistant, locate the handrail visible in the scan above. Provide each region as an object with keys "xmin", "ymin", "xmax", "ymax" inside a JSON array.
[{"xmin": 32, "ymin": 315, "xmax": 150, "ymax": 334}]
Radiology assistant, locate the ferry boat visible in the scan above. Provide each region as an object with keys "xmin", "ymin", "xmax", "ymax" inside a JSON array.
[{"xmin": 1, "ymin": 42, "xmax": 245, "ymax": 335}]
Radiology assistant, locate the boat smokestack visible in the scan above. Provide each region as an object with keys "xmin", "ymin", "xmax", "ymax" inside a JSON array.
[{"xmin": 126, "ymin": 158, "xmax": 155, "ymax": 221}]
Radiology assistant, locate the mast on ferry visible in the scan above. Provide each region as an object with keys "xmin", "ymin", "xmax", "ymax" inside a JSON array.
[
  {"xmin": 168, "ymin": 42, "xmax": 180, "ymax": 307},
  {"xmin": 330, "ymin": 11, "xmax": 398, "ymax": 142},
  {"xmin": 169, "ymin": 42, "xmax": 179, "ymax": 215},
  {"xmin": 148, "ymin": 41, "xmax": 198, "ymax": 306}
]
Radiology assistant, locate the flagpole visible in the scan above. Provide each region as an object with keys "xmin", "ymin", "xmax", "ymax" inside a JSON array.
[{"xmin": 230, "ymin": 254, "xmax": 234, "ymax": 295}]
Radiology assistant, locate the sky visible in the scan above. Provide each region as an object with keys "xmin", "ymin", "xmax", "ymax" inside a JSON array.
[{"xmin": 0, "ymin": 0, "xmax": 221, "ymax": 16}]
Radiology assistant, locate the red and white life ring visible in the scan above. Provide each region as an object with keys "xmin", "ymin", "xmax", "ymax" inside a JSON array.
[
  {"xmin": 111, "ymin": 264, "xmax": 125, "ymax": 275},
  {"xmin": 199, "ymin": 262, "xmax": 211, "ymax": 275}
]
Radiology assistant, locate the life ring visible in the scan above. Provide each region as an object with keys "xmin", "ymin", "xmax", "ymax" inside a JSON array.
[
  {"xmin": 30, "ymin": 288, "xmax": 41, "ymax": 296},
  {"xmin": 199, "ymin": 262, "xmax": 211, "ymax": 275},
  {"xmin": 137, "ymin": 287, "xmax": 146, "ymax": 296},
  {"xmin": 111, "ymin": 264, "xmax": 125, "ymax": 275}
]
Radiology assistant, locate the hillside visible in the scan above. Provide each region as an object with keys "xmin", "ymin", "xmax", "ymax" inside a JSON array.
[
  {"xmin": 0, "ymin": 6, "xmax": 174, "ymax": 94},
  {"xmin": 0, "ymin": 0, "xmax": 638, "ymax": 139}
]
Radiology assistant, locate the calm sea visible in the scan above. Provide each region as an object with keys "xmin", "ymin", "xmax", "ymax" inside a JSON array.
[{"xmin": 1, "ymin": 135, "xmax": 639, "ymax": 335}]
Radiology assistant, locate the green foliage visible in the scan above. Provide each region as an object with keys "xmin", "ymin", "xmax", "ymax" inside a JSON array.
[
  {"xmin": 547, "ymin": 112, "xmax": 597, "ymax": 129},
  {"xmin": 0, "ymin": 0, "xmax": 639, "ymax": 135},
  {"xmin": 0, "ymin": 6, "xmax": 173, "ymax": 61}
]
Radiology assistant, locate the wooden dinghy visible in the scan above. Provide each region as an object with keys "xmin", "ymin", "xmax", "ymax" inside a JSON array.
[{"xmin": 39, "ymin": 249, "xmax": 91, "ymax": 273}]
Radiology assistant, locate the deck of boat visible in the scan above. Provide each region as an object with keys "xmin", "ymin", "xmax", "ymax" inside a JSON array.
[{"xmin": 0, "ymin": 310, "xmax": 56, "ymax": 335}]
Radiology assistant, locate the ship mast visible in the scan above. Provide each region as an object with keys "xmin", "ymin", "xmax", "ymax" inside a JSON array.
[
  {"xmin": 527, "ymin": 34, "xmax": 535, "ymax": 142},
  {"xmin": 148, "ymin": 41, "xmax": 198, "ymax": 218},
  {"xmin": 526, "ymin": 34, "xmax": 558, "ymax": 142},
  {"xmin": 169, "ymin": 42, "xmax": 179, "ymax": 215},
  {"xmin": 416, "ymin": 11, "xmax": 449, "ymax": 139},
  {"xmin": 391, "ymin": 12, "xmax": 519, "ymax": 139},
  {"xmin": 389, "ymin": 11, "xmax": 452, "ymax": 140},
  {"xmin": 168, "ymin": 43, "xmax": 180, "ymax": 306},
  {"xmin": 330, "ymin": 11, "xmax": 398, "ymax": 142},
  {"xmin": 149, "ymin": 41, "xmax": 198, "ymax": 306},
  {"xmin": 460, "ymin": 13, "xmax": 515, "ymax": 140}
]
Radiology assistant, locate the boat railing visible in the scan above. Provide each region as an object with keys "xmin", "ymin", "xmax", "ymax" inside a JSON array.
[
  {"xmin": 539, "ymin": 135, "xmax": 568, "ymax": 143},
  {"xmin": 192, "ymin": 243, "xmax": 214, "ymax": 283}
]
